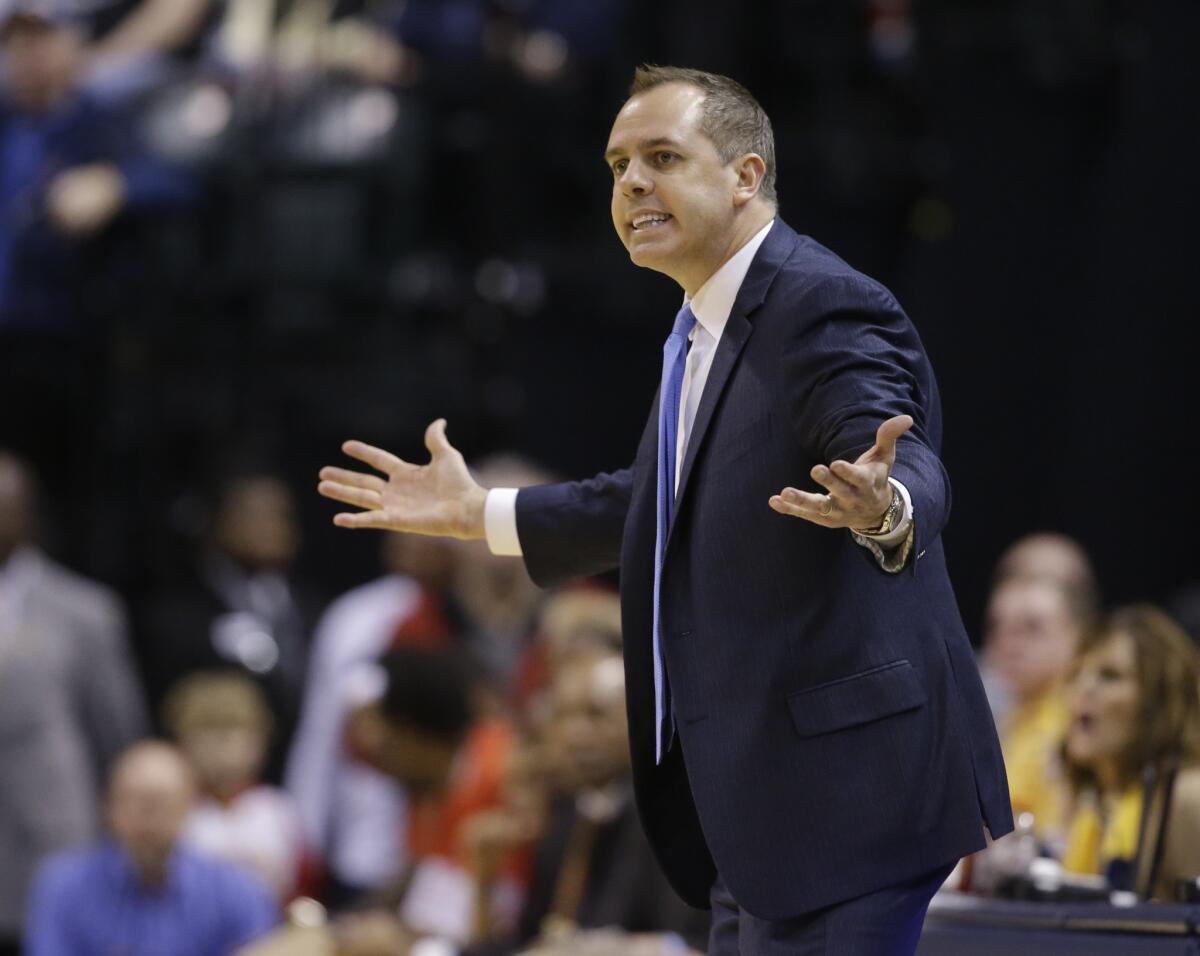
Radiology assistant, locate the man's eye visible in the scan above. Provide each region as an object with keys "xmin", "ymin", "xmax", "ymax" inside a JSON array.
[
  {"xmin": 656, "ymin": 151, "xmax": 677, "ymax": 165},
  {"xmin": 612, "ymin": 159, "xmax": 628, "ymax": 176}
]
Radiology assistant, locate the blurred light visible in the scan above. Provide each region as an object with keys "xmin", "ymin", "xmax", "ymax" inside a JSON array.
[
  {"xmin": 343, "ymin": 662, "xmax": 386, "ymax": 707},
  {"xmin": 182, "ymin": 84, "xmax": 233, "ymax": 140},
  {"xmin": 347, "ymin": 87, "xmax": 399, "ymax": 141},
  {"xmin": 286, "ymin": 897, "xmax": 328, "ymax": 928},
  {"xmin": 511, "ymin": 263, "xmax": 546, "ymax": 316},
  {"xmin": 211, "ymin": 612, "xmax": 280, "ymax": 674},
  {"xmin": 142, "ymin": 79, "xmax": 235, "ymax": 162},
  {"xmin": 520, "ymin": 29, "xmax": 568, "ymax": 80},
  {"xmin": 475, "ymin": 258, "xmax": 520, "ymax": 304},
  {"xmin": 591, "ymin": 656, "xmax": 625, "ymax": 701}
]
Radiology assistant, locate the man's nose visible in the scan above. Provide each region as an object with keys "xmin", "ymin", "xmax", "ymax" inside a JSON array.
[{"xmin": 619, "ymin": 161, "xmax": 651, "ymax": 197}]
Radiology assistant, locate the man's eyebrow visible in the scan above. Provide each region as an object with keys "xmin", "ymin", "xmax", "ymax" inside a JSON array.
[{"xmin": 603, "ymin": 137, "xmax": 684, "ymax": 163}]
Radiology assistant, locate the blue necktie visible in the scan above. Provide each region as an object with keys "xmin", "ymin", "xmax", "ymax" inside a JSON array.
[{"xmin": 653, "ymin": 304, "xmax": 697, "ymax": 765}]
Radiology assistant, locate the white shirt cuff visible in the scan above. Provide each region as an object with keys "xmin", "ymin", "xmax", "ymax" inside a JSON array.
[
  {"xmin": 483, "ymin": 488, "xmax": 523, "ymax": 557},
  {"xmin": 866, "ymin": 477, "xmax": 913, "ymax": 546}
]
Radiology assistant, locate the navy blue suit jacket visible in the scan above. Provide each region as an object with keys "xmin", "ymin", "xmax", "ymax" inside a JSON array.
[{"xmin": 515, "ymin": 220, "xmax": 1013, "ymax": 920}]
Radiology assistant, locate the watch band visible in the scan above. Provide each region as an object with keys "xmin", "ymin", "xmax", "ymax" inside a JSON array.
[{"xmin": 855, "ymin": 485, "xmax": 902, "ymax": 536}]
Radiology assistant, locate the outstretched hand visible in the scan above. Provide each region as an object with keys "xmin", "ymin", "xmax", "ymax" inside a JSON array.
[
  {"xmin": 769, "ymin": 415, "xmax": 912, "ymax": 530},
  {"xmin": 317, "ymin": 419, "xmax": 487, "ymax": 539}
]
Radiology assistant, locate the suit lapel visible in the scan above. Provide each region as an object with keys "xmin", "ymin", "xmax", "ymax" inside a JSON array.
[
  {"xmin": 671, "ymin": 311, "xmax": 752, "ymax": 524},
  {"xmin": 667, "ymin": 221, "xmax": 798, "ymax": 542}
]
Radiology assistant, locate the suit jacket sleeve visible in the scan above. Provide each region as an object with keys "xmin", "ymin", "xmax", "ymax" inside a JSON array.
[
  {"xmin": 783, "ymin": 274, "xmax": 950, "ymax": 571},
  {"xmin": 514, "ymin": 468, "xmax": 634, "ymax": 588}
]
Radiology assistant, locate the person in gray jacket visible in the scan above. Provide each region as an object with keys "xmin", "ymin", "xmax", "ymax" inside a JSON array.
[{"xmin": 0, "ymin": 451, "xmax": 148, "ymax": 956}]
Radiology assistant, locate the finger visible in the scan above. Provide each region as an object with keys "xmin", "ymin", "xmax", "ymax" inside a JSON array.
[
  {"xmin": 332, "ymin": 510, "xmax": 393, "ymax": 530},
  {"xmin": 343, "ymin": 440, "xmax": 406, "ymax": 476},
  {"xmin": 424, "ymin": 418, "xmax": 452, "ymax": 458},
  {"xmin": 855, "ymin": 415, "xmax": 914, "ymax": 467},
  {"xmin": 318, "ymin": 481, "xmax": 383, "ymax": 510},
  {"xmin": 768, "ymin": 495, "xmax": 837, "ymax": 526},
  {"xmin": 811, "ymin": 463, "xmax": 858, "ymax": 498},
  {"xmin": 830, "ymin": 459, "xmax": 890, "ymax": 495},
  {"xmin": 769, "ymin": 488, "xmax": 839, "ymax": 526},
  {"xmin": 318, "ymin": 466, "xmax": 386, "ymax": 493}
]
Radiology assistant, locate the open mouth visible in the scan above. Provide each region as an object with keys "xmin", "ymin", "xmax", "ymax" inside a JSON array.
[{"xmin": 630, "ymin": 213, "xmax": 673, "ymax": 232}]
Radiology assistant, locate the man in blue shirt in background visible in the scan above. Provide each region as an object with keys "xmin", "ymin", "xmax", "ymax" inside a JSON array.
[
  {"xmin": 0, "ymin": 0, "xmax": 195, "ymax": 329},
  {"xmin": 25, "ymin": 741, "xmax": 278, "ymax": 956}
]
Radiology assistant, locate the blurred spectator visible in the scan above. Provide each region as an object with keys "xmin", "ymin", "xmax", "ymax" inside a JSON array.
[
  {"xmin": 461, "ymin": 739, "xmax": 550, "ymax": 943},
  {"xmin": 1060, "ymin": 605, "xmax": 1200, "ymax": 899},
  {"xmin": 142, "ymin": 472, "xmax": 322, "ymax": 780},
  {"xmin": 994, "ymin": 532, "xmax": 1101, "ymax": 620},
  {"xmin": 982, "ymin": 574, "xmax": 1083, "ymax": 841},
  {"xmin": 515, "ymin": 930, "xmax": 702, "ymax": 956},
  {"xmin": 0, "ymin": 3, "xmax": 197, "ymax": 522},
  {"xmin": 982, "ymin": 535, "xmax": 1097, "ymax": 842},
  {"xmin": 454, "ymin": 455, "xmax": 551, "ymax": 691},
  {"xmin": 288, "ymin": 453, "xmax": 545, "ymax": 908},
  {"xmin": 163, "ymin": 670, "xmax": 309, "ymax": 902},
  {"xmin": 344, "ymin": 645, "xmax": 517, "ymax": 946},
  {"xmin": 464, "ymin": 649, "xmax": 706, "ymax": 955},
  {"xmin": 0, "ymin": 451, "xmax": 146, "ymax": 956},
  {"xmin": 0, "ymin": 2, "xmax": 196, "ymax": 328},
  {"xmin": 287, "ymin": 533, "xmax": 461, "ymax": 905},
  {"xmin": 325, "ymin": 647, "xmax": 705, "ymax": 956},
  {"xmin": 25, "ymin": 740, "xmax": 278, "ymax": 956},
  {"xmin": 512, "ymin": 587, "xmax": 622, "ymax": 707},
  {"xmin": 83, "ymin": 0, "xmax": 216, "ymax": 71},
  {"xmin": 203, "ymin": 0, "xmax": 484, "ymax": 84}
]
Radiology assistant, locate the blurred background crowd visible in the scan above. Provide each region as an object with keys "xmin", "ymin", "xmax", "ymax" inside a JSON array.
[{"xmin": 1, "ymin": 0, "xmax": 1198, "ymax": 953}]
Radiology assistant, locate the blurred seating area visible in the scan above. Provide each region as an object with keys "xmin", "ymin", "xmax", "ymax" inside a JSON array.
[{"xmin": 3, "ymin": 0, "xmax": 1200, "ymax": 954}]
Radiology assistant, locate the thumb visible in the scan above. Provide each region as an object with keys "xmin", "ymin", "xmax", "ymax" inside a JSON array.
[
  {"xmin": 424, "ymin": 418, "xmax": 451, "ymax": 457},
  {"xmin": 857, "ymin": 414, "xmax": 913, "ymax": 467}
]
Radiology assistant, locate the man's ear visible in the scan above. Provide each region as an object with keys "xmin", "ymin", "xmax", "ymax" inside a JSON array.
[{"xmin": 732, "ymin": 153, "xmax": 768, "ymax": 206}]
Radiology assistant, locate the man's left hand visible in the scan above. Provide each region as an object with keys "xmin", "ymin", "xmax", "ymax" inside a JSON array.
[{"xmin": 769, "ymin": 415, "xmax": 912, "ymax": 530}]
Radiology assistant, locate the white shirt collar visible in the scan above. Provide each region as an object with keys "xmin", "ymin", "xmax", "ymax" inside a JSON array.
[{"xmin": 686, "ymin": 218, "xmax": 775, "ymax": 342}]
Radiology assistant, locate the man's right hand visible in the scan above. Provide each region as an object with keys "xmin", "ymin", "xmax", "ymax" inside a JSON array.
[{"xmin": 317, "ymin": 419, "xmax": 487, "ymax": 540}]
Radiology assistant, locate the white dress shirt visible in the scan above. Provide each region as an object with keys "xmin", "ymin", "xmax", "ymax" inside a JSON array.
[{"xmin": 484, "ymin": 219, "xmax": 914, "ymax": 571}]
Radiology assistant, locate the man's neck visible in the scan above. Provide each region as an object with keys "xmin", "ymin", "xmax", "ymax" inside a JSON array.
[{"xmin": 682, "ymin": 203, "xmax": 776, "ymax": 297}]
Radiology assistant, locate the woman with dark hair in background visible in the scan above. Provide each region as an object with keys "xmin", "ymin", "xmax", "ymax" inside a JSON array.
[{"xmin": 1061, "ymin": 605, "xmax": 1200, "ymax": 899}]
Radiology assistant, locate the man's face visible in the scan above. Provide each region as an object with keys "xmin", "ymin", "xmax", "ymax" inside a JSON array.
[
  {"xmin": 349, "ymin": 702, "xmax": 459, "ymax": 796},
  {"xmin": 106, "ymin": 748, "xmax": 195, "ymax": 885},
  {"xmin": 213, "ymin": 477, "xmax": 299, "ymax": 571},
  {"xmin": 542, "ymin": 653, "xmax": 629, "ymax": 792},
  {"xmin": 179, "ymin": 722, "xmax": 267, "ymax": 798},
  {"xmin": 984, "ymin": 579, "xmax": 1080, "ymax": 703},
  {"xmin": 0, "ymin": 20, "xmax": 82, "ymax": 113},
  {"xmin": 605, "ymin": 83, "xmax": 741, "ymax": 293}
]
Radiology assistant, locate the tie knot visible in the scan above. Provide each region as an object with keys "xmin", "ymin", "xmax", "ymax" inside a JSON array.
[{"xmin": 669, "ymin": 304, "xmax": 697, "ymax": 343}]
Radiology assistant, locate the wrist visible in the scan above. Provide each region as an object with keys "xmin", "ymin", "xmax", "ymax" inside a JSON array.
[{"xmin": 459, "ymin": 486, "xmax": 488, "ymax": 540}]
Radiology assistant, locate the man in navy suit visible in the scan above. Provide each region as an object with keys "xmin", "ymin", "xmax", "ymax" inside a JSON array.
[{"xmin": 320, "ymin": 66, "xmax": 1012, "ymax": 955}]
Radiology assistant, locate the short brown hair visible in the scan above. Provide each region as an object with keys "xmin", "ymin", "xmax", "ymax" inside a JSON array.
[
  {"xmin": 161, "ymin": 670, "xmax": 274, "ymax": 740},
  {"xmin": 1067, "ymin": 605, "xmax": 1200, "ymax": 793},
  {"xmin": 628, "ymin": 65, "xmax": 777, "ymax": 205}
]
